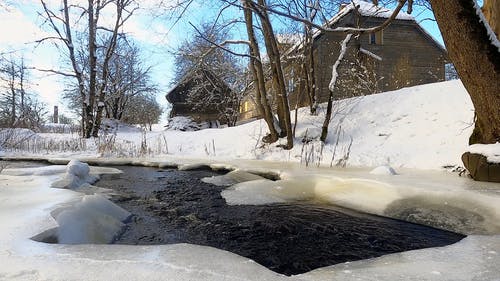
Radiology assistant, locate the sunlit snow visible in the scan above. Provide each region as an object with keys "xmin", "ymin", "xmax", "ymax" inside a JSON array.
[{"xmin": 1, "ymin": 80, "xmax": 500, "ymax": 280}]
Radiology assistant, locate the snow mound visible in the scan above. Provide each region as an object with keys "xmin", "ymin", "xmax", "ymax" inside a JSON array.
[
  {"xmin": 52, "ymin": 160, "xmax": 99, "ymax": 189},
  {"xmin": 101, "ymin": 118, "xmax": 142, "ymax": 133},
  {"xmin": 370, "ymin": 165, "xmax": 397, "ymax": 175},
  {"xmin": 56, "ymin": 194, "xmax": 130, "ymax": 244},
  {"xmin": 467, "ymin": 142, "xmax": 500, "ymax": 163},
  {"xmin": 166, "ymin": 116, "xmax": 209, "ymax": 131}
]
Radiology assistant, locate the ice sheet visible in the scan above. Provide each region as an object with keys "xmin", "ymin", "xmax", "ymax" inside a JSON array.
[{"xmin": 1, "ymin": 159, "xmax": 500, "ymax": 280}]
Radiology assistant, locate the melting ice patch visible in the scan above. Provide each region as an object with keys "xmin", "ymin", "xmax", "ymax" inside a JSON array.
[
  {"xmin": 202, "ymin": 170, "xmax": 265, "ymax": 186},
  {"xmin": 222, "ymin": 174, "xmax": 500, "ymax": 235}
]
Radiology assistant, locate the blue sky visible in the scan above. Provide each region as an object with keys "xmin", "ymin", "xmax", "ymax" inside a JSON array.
[{"xmin": 0, "ymin": 0, "xmax": 446, "ymax": 120}]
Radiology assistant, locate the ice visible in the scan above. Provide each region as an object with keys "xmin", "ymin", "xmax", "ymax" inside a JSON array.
[
  {"xmin": 202, "ymin": 170, "xmax": 265, "ymax": 186},
  {"xmin": 56, "ymin": 194, "xmax": 130, "ymax": 244},
  {"xmin": 297, "ymin": 235, "xmax": 500, "ymax": 281},
  {"xmin": 1, "ymin": 159, "xmax": 500, "ymax": 280},
  {"xmin": 0, "ymin": 79, "xmax": 498, "ymax": 279},
  {"xmin": 222, "ymin": 171, "xmax": 500, "ymax": 235}
]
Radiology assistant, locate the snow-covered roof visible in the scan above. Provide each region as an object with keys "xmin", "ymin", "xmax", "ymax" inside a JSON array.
[
  {"xmin": 276, "ymin": 34, "xmax": 303, "ymax": 46},
  {"xmin": 349, "ymin": 0, "xmax": 414, "ymax": 20}
]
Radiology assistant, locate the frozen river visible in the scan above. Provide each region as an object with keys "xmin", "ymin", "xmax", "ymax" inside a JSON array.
[{"xmin": 0, "ymin": 157, "xmax": 500, "ymax": 280}]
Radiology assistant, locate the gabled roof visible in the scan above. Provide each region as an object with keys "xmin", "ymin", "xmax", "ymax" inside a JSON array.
[
  {"xmin": 284, "ymin": 0, "xmax": 445, "ymax": 55},
  {"xmin": 165, "ymin": 67, "xmax": 232, "ymax": 104},
  {"xmin": 343, "ymin": 0, "xmax": 414, "ymax": 21}
]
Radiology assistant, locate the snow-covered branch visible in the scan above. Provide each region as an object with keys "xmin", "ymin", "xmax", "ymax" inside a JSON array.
[{"xmin": 329, "ymin": 34, "xmax": 353, "ymax": 91}]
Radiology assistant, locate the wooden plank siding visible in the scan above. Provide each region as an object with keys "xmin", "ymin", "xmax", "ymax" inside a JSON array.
[{"xmin": 238, "ymin": 12, "xmax": 447, "ymax": 122}]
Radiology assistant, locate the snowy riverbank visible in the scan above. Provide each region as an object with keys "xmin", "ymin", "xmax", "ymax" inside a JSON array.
[
  {"xmin": 1, "ymin": 80, "xmax": 500, "ymax": 280},
  {"xmin": 1, "ymin": 80, "xmax": 476, "ymax": 171},
  {"xmin": 1, "ymin": 159, "xmax": 500, "ymax": 280}
]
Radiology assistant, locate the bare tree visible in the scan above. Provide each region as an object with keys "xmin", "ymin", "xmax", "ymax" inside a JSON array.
[
  {"xmin": 320, "ymin": 34, "xmax": 352, "ymax": 142},
  {"xmin": 121, "ymin": 94, "xmax": 163, "ymax": 131},
  {"xmin": 0, "ymin": 56, "xmax": 46, "ymax": 130},
  {"xmin": 104, "ymin": 38, "xmax": 157, "ymax": 121},
  {"xmin": 39, "ymin": 0, "xmax": 138, "ymax": 138},
  {"xmin": 241, "ymin": 0, "xmax": 280, "ymax": 143}
]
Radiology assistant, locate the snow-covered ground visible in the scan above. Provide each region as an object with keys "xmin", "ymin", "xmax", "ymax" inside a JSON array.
[
  {"xmin": 1, "ymin": 80, "xmax": 500, "ymax": 280},
  {"xmin": 2, "ymin": 80, "xmax": 475, "ymax": 170}
]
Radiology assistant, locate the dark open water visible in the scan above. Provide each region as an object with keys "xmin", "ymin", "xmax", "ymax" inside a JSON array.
[{"xmin": 98, "ymin": 166, "xmax": 465, "ymax": 276}]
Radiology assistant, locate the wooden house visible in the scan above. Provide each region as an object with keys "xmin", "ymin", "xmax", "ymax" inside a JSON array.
[
  {"xmin": 239, "ymin": 0, "xmax": 448, "ymax": 121},
  {"xmin": 166, "ymin": 68, "xmax": 236, "ymax": 127}
]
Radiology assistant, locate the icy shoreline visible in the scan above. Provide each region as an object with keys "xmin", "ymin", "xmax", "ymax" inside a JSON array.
[{"xmin": 1, "ymin": 157, "xmax": 500, "ymax": 280}]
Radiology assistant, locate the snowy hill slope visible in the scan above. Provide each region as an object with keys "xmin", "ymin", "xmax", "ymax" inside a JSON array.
[
  {"xmin": 0, "ymin": 80, "xmax": 474, "ymax": 171},
  {"xmin": 158, "ymin": 80, "xmax": 473, "ymax": 170}
]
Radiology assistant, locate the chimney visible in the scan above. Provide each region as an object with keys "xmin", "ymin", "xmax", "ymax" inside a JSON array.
[{"xmin": 53, "ymin": 106, "xmax": 59, "ymax": 124}]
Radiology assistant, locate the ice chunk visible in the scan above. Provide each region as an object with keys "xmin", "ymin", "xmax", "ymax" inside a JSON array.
[
  {"xmin": 202, "ymin": 170, "xmax": 265, "ymax": 186},
  {"xmin": 56, "ymin": 194, "xmax": 130, "ymax": 244}
]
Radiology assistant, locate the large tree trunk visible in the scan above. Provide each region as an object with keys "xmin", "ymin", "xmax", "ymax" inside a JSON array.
[
  {"xmin": 241, "ymin": 0, "xmax": 280, "ymax": 143},
  {"xmin": 86, "ymin": 0, "xmax": 98, "ymax": 138},
  {"xmin": 482, "ymin": 0, "xmax": 499, "ymax": 37},
  {"xmin": 430, "ymin": 0, "xmax": 500, "ymax": 144},
  {"xmin": 255, "ymin": 0, "xmax": 294, "ymax": 149}
]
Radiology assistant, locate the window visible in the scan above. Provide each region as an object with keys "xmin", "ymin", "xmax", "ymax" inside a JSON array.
[{"xmin": 369, "ymin": 30, "xmax": 383, "ymax": 45}]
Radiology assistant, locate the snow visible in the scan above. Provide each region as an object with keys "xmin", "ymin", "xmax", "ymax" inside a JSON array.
[
  {"xmin": 0, "ymin": 80, "xmax": 499, "ymax": 280},
  {"xmin": 474, "ymin": 0, "xmax": 500, "ymax": 52},
  {"xmin": 1, "ymin": 159, "xmax": 500, "ymax": 280},
  {"xmin": 51, "ymin": 159, "xmax": 99, "ymax": 189},
  {"xmin": 329, "ymin": 34, "xmax": 352, "ymax": 91},
  {"xmin": 359, "ymin": 47, "xmax": 382, "ymax": 61},
  {"xmin": 1, "ymin": 80, "xmax": 474, "ymax": 170},
  {"xmin": 467, "ymin": 142, "xmax": 500, "ymax": 163},
  {"xmin": 340, "ymin": 0, "xmax": 414, "ymax": 21},
  {"xmin": 370, "ymin": 165, "xmax": 397, "ymax": 175},
  {"xmin": 56, "ymin": 194, "xmax": 130, "ymax": 244}
]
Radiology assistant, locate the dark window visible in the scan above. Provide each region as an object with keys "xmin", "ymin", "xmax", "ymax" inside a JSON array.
[{"xmin": 369, "ymin": 31, "xmax": 383, "ymax": 45}]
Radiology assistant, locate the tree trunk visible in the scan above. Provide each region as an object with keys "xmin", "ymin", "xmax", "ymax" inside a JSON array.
[
  {"xmin": 86, "ymin": 0, "xmax": 97, "ymax": 138},
  {"xmin": 482, "ymin": 0, "xmax": 499, "ymax": 37},
  {"xmin": 241, "ymin": 0, "xmax": 279, "ymax": 143},
  {"xmin": 303, "ymin": 21, "xmax": 317, "ymax": 115},
  {"xmin": 321, "ymin": 34, "xmax": 352, "ymax": 142},
  {"xmin": 430, "ymin": 0, "xmax": 500, "ymax": 144},
  {"xmin": 9, "ymin": 66, "xmax": 16, "ymax": 127},
  {"xmin": 255, "ymin": 0, "xmax": 294, "ymax": 149}
]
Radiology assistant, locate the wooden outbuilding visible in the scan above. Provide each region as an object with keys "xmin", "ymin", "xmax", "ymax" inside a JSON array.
[{"xmin": 166, "ymin": 68, "xmax": 237, "ymax": 127}]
